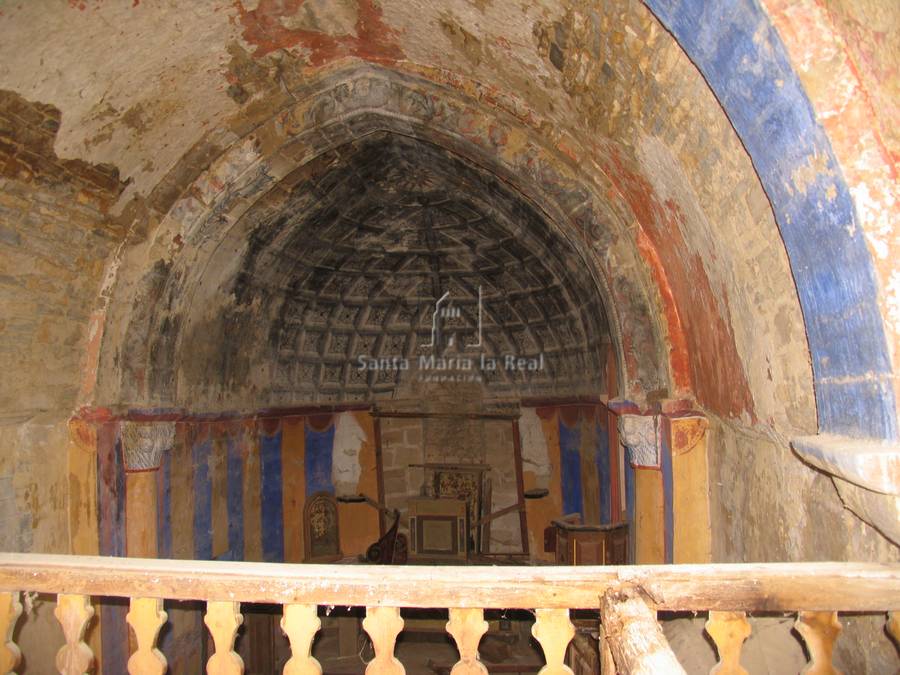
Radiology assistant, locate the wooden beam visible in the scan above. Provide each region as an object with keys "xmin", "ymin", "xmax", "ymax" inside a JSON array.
[
  {"xmin": 408, "ymin": 463, "xmax": 492, "ymax": 471},
  {"xmin": 511, "ymin": 419, "xmax": 530, "ymax": 557},
  {"xmin": 600, "ymin": 586, "xmax": 685, "ymax": 674},
  {"xmin": 0, "ymin": 555, "xmax": 897, "ymax": 611},
  {"xmin": 374, "ymin": 416, "xmax": 386, "ymax": 537},
  {"xmin": 471, "ymin": 503, "xmax": 522, "ymax": 529},
  {"xmin": 73, "ymin": 403, "xmax": 372, "ymax": 424},
  {"xmin": 372, "ymin": 411, "xmax": 519, "ymax": 421},
  {"xmin": 519, "ymin": 396, "xmax": 608, "ymax": 408}
]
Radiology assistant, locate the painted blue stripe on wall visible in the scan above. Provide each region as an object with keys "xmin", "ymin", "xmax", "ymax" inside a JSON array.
[
  {"xmin": 226, "ymin": 434, "xmax": 244, "ymax": 561},
  {"xmin": 98, "ymin": 424, "xmax": 128, "ymax": 675},
  {"xmin": 643, "ymin": 0, "xmax": 897, "ymax": 439},
  {"xmin": 558, "ymin": 418, "xmax": 583, "ymax": 517},
  {"xmin": 260, "ymin": 429, "xmax": 285, "ymax": 562},
  {"xmin": 660, "ymin": 424, "xmax": 674, "ymax": 564},
  {"xmin": 101, "ymin": 600, "xmax": 129, "ymax": 675},
  {"xmin": 192, "ymin": 435, "xmax": 213, "ymax": 560},
  {"xmin": 114, "ymin": 435, "xmax": 126, "ymax": 557},
  {"xmin": 305, "ymin": 423, "xmax": 336, "ymax": 495},
  {"xmin": 98, "ymin": 423, "xmax": 126, "ymax": 558},
  {"xmin": 595, "ymin": 419, "xmax": 611, "ymax": 524},
  {"xmin": 157, "ymin": 446, "xmax": 172, "ymax": 559}
]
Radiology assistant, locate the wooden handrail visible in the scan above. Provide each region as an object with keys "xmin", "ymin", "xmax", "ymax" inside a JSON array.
[{"xmin": 0, "ymin": 554, "xmax": 897, "ymax": 611}]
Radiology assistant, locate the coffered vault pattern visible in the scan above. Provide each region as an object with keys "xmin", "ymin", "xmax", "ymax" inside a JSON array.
[{"xmin": 178, "ymin": 133, "xmax": 610, "ymax": 403}]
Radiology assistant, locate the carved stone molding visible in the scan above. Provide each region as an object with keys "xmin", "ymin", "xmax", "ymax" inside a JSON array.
[
  {"xmin": 619, "ymin": 414, "xmax": 660, "ymax": 469},
  {"xmin": 121, "ymin": 422, "xmax": 175, "ymax": 472}
]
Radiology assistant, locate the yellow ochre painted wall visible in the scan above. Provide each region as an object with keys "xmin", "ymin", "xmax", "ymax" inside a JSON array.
[
  {"xmin": 670, "ymin": 416, "xmax": 712, "ymax": 563},
  {"xmin": 634, "ymin": 468, "xmax": 665, "ymax": 564}
]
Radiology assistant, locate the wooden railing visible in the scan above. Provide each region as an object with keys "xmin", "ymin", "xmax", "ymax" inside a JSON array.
[{"xmin": 0, "ymin": 554, "xmax": 898, "ymax": 673}]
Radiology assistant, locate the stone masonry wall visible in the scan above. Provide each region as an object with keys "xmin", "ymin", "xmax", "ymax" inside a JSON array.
[{"xmin": 0, "ymin": 90, "xmax": 125, "ymax": 674}]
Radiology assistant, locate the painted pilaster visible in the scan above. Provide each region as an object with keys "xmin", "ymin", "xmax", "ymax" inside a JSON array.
[
  {"xmin": 618, "ymin": 413, "xmax": 665, "ymax": 564},
  {"xmin": 665, "ymin": 415, "xmax": 711, "ymax": 563},
  {"xmin": 121, "ymin": 421, "xmax": 174, "ymax": 558}
]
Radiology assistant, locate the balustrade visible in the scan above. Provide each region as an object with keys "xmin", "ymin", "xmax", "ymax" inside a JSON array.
[{"xmin": 0, "ymin": 554, "xmax": 896, "ymax": 674}]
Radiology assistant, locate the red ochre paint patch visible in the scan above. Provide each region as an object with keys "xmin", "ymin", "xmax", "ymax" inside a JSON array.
[
  {"xmin": 535, "ymin": 406, "xmax": 557, "ymax": 420},
  {"xmin": 307, "ymin": 412, "xmax": 334, "ymax": 432},
  {"xmin": 607, "ymin": 148, "xmax": 756, "ymax": 421},
  {"xmin": 559, "ymin": 405, "xmax": 581, "ymax": 428},
  {"xmin": 636, "ymin": 228, "xmax": 691, "ymax": 391},
  {"xmin": 233, "ymin": 0, "xmax": 404, "ymax": 64}
]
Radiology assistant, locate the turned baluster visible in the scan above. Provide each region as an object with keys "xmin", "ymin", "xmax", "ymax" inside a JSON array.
[
  {"xmin": 705, "ymin": 611, "xmax": 751, "ymax": 675},
  {"xmin": 362, "ymin": 606, "xmax": 405, "ymax": 675},
  {"xmin": 795, "ymin": 611, "xmax": 842, "ymax": 675},
  {"xmin": 446, "ymin": 608, "xmax": 489, "ymax": 675},
  {"xmin": 54, "ymin": 594, "xmax": 95, "ymax": 675},
  {"xmin": 281, "ymin": 604, "xmax": 322, "ymax": 675},
  {"xmin": 0, "ymin": 592, "xmax": 22, "ymax": 675},
  {"xmin": 126, "ymin": 597, "xmax": 167, "ymax": 675},
  {"xmin": 205, "ymin": 601, "xmax": 244, "ymax": 675},
  {"xmin": 532, "ymin": 608, "xmax": 575, "ymax": 675}
]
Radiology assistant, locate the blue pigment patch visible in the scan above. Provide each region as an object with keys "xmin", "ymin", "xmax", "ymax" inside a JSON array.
[
  {"xmin": 192, "ymin": 436, "xmax": 212, "ymax": 560},
  {"xmin": 559, "ymin": 417, "xmax": 583, "ymax": 517},
  {"xmin": 644, "ymin": 0, "xmax": 897, "ymax": 439},
  {"xmin": 260, "ymin": 428, "xmax": 285, "ymax": 562},
  {"xmin": 305, "ymin": 423, "xmax": 336, "ymax": 496}
]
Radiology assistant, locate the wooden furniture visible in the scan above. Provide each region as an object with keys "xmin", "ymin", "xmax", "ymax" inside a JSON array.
[
  {"xmin": 336, "ymin": 494, "xmax": 408, "ymax": 563},
  {"xmin": 303, "ymin": 492, "xmax": 342, "ymax": 562},
  {"xmin": 0, "ymin": 554, "xmax": 897, "ymax": 675},
  {"xmin": 365, "ymin": 510, "xmax": 408, "ymax": 564},
  {"xmin": 408, "ymin": 497, "xmax": 468, "ymax": 562},
  {"xmin": 410, "ymin": 463, "xmax": 490, "ymax": 554},
  {"xmin": 550, "ymin": 520, "xmax": 628, "ymax": 566}
]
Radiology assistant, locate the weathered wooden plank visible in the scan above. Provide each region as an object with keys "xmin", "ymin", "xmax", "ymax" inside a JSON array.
[
  {"xmin": 795, "ymin": 611, "xmax": 842, "ymax": 675},
  {"xmin": 600, "ymin": 587, "xmax": 685, "ymax": 675},
  {"xmin": 281, "ymin": 603, "xmax": 322, "ymax": 675},
  {"xmin": 0, "ymin": 591, "xmax": 22, "ymax": 675},
  {"xmin": 446, "ymin": 608, "xmax": 488, "ymax": 675},
  {"xmin": 362, "ymin": 606, "xmax": 404, "ymax": 675},
  {"xmin": 55, "ymin": 594, "xmax": 95, "ymax": 675},
  {"xmin": 532, "ymin": 608, "xmax": 575, "ymax": 675},
  {"xmin": 511, "ymin": 418, "xmax": 530, "ymax": 556},
  {"xmin": 705, "ymin": 611, "xmax": 750, "ymax": 675},
  {"xmin": 471, "ymin": 503, "xmax": 521, "ymax": 529},
  {"xmin": 0, "ymin": 554, "xmax": 897, "ymax": 611},
  {"xmin": 126, "ymin": 597, "xmax": 167, "ymax": 675},
  {"xmin": 598, "ymin": 623, "xmax": 617, "ymax": 675}
]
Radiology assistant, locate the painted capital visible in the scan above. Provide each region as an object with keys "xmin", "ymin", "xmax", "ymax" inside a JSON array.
[
  {"xmin": 618, "ymin": 414, "xmax": 660, "ymax": 468},
  {"xmin": 669, "ymin": 416, "xmax": 709, "ymax": 456},
  {"xmin": 121, "ymin": 422, "xmax": 175, "ymax": 471}
]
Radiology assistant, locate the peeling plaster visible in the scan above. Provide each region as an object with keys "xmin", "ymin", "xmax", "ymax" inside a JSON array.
[{"xmin": 332, "ymin": 411, "xmax": 366, "ymax": 496}]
